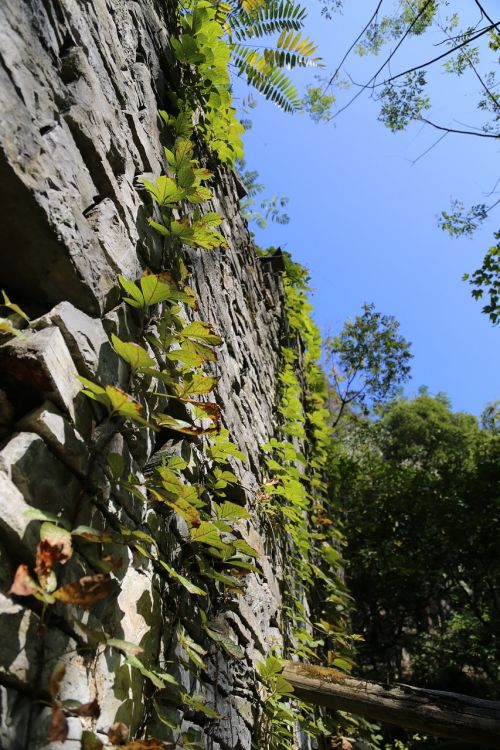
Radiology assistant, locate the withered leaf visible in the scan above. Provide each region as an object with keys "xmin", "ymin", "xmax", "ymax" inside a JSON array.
[
  {"xmin": 35, "ymin": 523, "xmax": 73, "ymax": 590},
  {"xmin": 187, "ymin": 400, "xmax": 221, "ymax": 432},
  {"xmin": 50, "ymin": 700, "xmax": 69, "ymax": 743},
  {"xmin": 53, "ymin": 574, "xmax": 112, "ymax": 608},
  {"xmin": 9, "ymin": 565, "xmax": 38, "ymax": 597},
  {"xmin": 40, "ymin": 522, "xmax": 73, "ymax": 563},
  {"xmin": 108, "ymin": 722, "xmax": 129, "ymax": 745},
  {"xmin": 49, "ymin": 662, "xmax": 66, "ymax": 697},
  {"xmin": 74, "ymin": 698, "xmax": 100, "ymax": 719}
]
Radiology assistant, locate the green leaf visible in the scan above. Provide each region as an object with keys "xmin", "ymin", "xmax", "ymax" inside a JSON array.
[
  {"xmin": 174, "ymin": 373, "xmax": 218, "ymax": 398},
  {"xmin": 81, "ymin": 731, "xmax": 104, "ymax": 750},
  {"xmin": 140, "ymin": 273, "xmax": 178, "ymax": 306},
  {"xmin": 257, "ymin": 655, "xmax": 283, "ymax": 681},
  {"xmin": 164, "ymin": 456, "xmax": 188, "ymax": 472},
  {"xmin": 158, "ymin": 560, "xmax": 207, "ymax": 596},
  {"xmin": 107, "ymin": 638, "xmax": 144, "ymax": 656},
  {"xmin": 190, "ymin": 521, "xmax": 223, "ymax": 547},
  {"xmin": 126, "ymin": 654, "xmax": 178, "ymax": 688},
  {"xmin": 107, "ymin": 452, "xmax": 125, "ymax": 479},
  {"xmin": 1, "ymin": 290, "xmax": 30, "ymax": 322},
  {"xmin": 199, "ymin": 568, "xmax": 245, "ymax": 592},
  {"xmin": 232, "ymin": 539, "xmax": 259, "ymax": 558},
  {"xmin": 148, "ymin": 218, "xmax": 170, "ymax": 236},
  {"xmin": 332, "ymin": 657, "xmax": 353, "ymax": 673},
  {"xmin": 275, "ymin": 674, "xmax": 294, "ymax": 695},
  {"xmin": 118, "ymin": 275, "xmax": 144, "ymax": 308},
  {"xmin": 141, "ymin": 175, "xmax": 186, "ymax": 206},
  {"xmin": 111, "ymin": 334, "xmax": 155, "ymax": 373},
  {"xmin": 177, "ymin": 626, "xmax": 207, "ymax": 669},
  {"xmin": 181, "ymin": 692, "xmax": 220, "ymax": 718},
  {"xmin": 203, "ymin": 623, "xmax": 245, "ymax": 660},
  {"xmin": 23, "ymin": 508, "xmax": 71, "ymax": 530},
  {"xmin": 105, "ymin": 385, "xmax": 156, "ymax": 428},
  {"xmin": 180, "ymin": 321, "xmax": 222, "ymax": 346},
  {"xmin": 155, "ymin": 413, "xmax": 211, "ymax": 436},
  {"xmin": 71, "ymin": 526, "xmax": 114, "ymax": 543},
  {"xmin": 214, "ymin": 501, "xmax": 250, "ymax": 522}
]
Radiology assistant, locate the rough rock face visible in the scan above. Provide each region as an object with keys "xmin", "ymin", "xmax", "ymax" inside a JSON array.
[{"xmin": 0, "ymin": 2, "xmax": 289, "ymax": 748}]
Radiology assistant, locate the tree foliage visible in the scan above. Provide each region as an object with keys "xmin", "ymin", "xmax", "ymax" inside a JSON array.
[
  {"xmin": 333, "ymin": 391, "xmax": 500, "ymax": 720},
  {"xmin": 228, "ymin": 0, "xmax": 322, "ymax": 113},
  {"xmin": 322, "ymin": 0, "xmax": 500, "ymax": 321},
  {"xmin": 326, "ymin": 303, "xmax": 412, "ymax": 426}
]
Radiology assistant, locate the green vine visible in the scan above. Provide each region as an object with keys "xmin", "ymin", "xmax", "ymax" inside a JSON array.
[{"xmin": 257, "ymin": 253, "xmax": 360, "ymax": 747}]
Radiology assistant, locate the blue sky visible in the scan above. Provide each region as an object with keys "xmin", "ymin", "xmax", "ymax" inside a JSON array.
[{"xmin": 232, "ymin": 1, "xmax": 499, "ymax": 416}]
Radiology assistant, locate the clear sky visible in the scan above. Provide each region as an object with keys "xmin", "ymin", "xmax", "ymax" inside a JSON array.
[{"xmin": 232, "ymin": 0, "xmax": 499, "ymax": 416}]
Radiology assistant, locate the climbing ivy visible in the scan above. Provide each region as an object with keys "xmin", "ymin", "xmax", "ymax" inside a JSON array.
[{"xmin": 256, "ymin": 251, "xmax": 361, "ymax": 747}]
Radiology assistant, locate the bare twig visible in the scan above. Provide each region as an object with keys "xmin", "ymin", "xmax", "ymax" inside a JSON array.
[
  {"xmin": 330, "ymin": 0, "xmax": 434, "ymax": 120},
  {"xmin": 410, "ymin": 131, "xmax": 448, "ymax": 166},
  {"xmin": 324, "ymin": 0, "xmax": 383, "ymax": 92}
]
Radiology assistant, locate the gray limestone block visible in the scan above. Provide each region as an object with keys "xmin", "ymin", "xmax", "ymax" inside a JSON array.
[
  {"xmin": 0, "ymin": 539, "xmax": 14, "ymax": 594},
  {"xmin": 85, "ymin": 197, "xmax": 142, "ymax": 283},
  {"xmin": 0, "ymin": 593, "xmax": 40, "ymax": 688},
  {"xmin": 0, "ymin": 470, "xmax": 37, "ymax": 556},
  {"xmin": 32, "ymin": 301, "xmax": 118, "ymax": 384},
  {"xmin": 0, "ymin": 432, "xmax": 81, "ymax": 531},
  {"xmin": 0, "ymin": 686, "xmax": 31, "ymax": 750},
  {"xmin": 17, "ymin": 401, "xmax": 90, "ymax": 475},
  {"xmin": 0, "ymin": 327, "xmax": 80, "ymax": 422}
]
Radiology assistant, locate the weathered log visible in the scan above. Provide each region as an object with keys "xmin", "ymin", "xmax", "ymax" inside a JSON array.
[{"xmin": 282, "ymin": 662, "xmax": 500, "ymax": 747}]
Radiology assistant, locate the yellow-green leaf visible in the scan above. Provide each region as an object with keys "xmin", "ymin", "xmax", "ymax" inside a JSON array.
[{"xmin": 111, "ymin": 335, "xmax": 155, "ymax": 372}]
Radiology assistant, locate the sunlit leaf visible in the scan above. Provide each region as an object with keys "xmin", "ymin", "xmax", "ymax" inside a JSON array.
[
  {"xmin": 9, "ymin": 565, "xmax": 39, "ymax": 597},
  {"xmin": 174, "ymin": 373, "xmax": 218, "ymax": 398},
  {"xmin": 106, "ymin": 638, "xmax": 144, "ymax": 656},
  {"xmin": 1, "ymin": 290, "xmax": 30, "ymax": 322},
  {"xmin": 118, "ymin": 275, "xmax": 144, "ymax": 308},
  {"xmin": 71, "ymin": 526, "xmax": 114, "ymax": 543},
  {"xmin": 190, "ymin": 521, "xmax": 223, "ymax": 547},
  {"xmin": 214, "ymin": 501, "xmax": 250, "ymax": 522},
  {"xmin": 112, "ymin": 334, "xmax": 155, "ymax": 373},
  {"xmin": 180, "ymin": 321, "xmax": 222, "ymax": 346}
]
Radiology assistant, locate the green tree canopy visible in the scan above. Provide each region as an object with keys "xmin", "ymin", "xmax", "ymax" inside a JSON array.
[
  {"xmin": 326, "ymin": 303, "xmax": 412, "ymax": 427},
  {"xmin": 332, "ymin": 391, "xmax": 500, "ymax": 708}
]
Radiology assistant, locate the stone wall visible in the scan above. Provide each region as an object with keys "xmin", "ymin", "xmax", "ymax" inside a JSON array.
[{"xmin": 0, "ymin": 1, "xmax": 291, "ymax": 748}]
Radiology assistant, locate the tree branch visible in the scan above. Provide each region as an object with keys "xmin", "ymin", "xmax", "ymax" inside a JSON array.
[
  {"xmin": 383, "ymin": 22, "xmax": 499, "ymax": 86},
  {"xmin": 331, "ymin": 0, "xmax": 435, "ymax": 119},
  {"xmin": 474, "ymin": 0, "xmax": 496, "ymax": 26},
  {"xmin": 419, "ymin": 117, "xmax": 500, "ymax": 138},
  {"xmin": 325, "ymin": 0, "xmax": 383, "ymax": 92}
]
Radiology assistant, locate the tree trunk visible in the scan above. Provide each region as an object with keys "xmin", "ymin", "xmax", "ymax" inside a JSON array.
[{"xmin": 282, "ymin": 662, "xmax": 500, "ymax": 747}]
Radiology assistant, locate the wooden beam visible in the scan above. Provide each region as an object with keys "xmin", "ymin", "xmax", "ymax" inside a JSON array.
[{"xmin": 282, "ymin": 662, "xmax": 500, "ymax": 747}]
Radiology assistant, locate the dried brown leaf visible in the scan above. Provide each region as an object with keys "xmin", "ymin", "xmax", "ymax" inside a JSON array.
[
  {"xmin": 188, "ymin": 400, "xmax": 222, "ymax": 432},
  {"xmin": 49, "ymin": 662, "xmax": 66, "ymax": 697},
  {"xmin": 50, "ymin": 700, "xmax": 69, "ymax": 743},
  {"xmin": 53, "ymin": 574, "xmax": 112, "ymax": 608},
  {"xmin": 108, "ymin": 722, "xmax": 129, "ymax": 745},
  {"xmin": 74, "ymin": 698, "xmax": 100, "ymax": 718}
]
